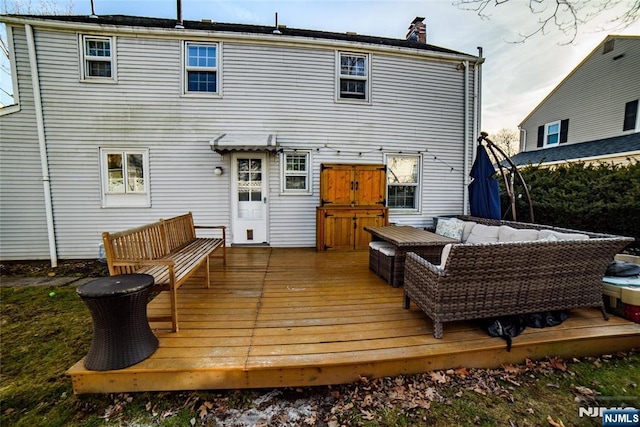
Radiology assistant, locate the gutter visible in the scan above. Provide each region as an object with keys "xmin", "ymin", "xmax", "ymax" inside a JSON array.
[
  {"xmin": 25, "ymin": 24, "xmax": 58, "ymax": 267},
  {"xmin": 462, "ymin": 60, "xmax": 470, "ymax": 215}
]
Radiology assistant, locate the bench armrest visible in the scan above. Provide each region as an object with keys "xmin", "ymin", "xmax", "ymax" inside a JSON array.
[{"xmin": 194, "ymin": 225, "xmax": 226, "ymax": 230}]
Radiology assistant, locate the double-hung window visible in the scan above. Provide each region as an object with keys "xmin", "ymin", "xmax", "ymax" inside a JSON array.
[
  {"xmin": 281, "ymin": 151, "xmax": 311, "ymax": 194},
  {"xmin": 386, "ymin": 155, "xmax": 420, "ymax": 211},
  {"xmin": 337, "ymin": 52, "xmax": 369, "ymax": 102},
  {"xmin": 545, "ymin": 121, "xmax": 561, "ymax": 146},
  {"xmin": 184, "ymin": 42, "xmax": 219, "ymax": 95},
  {"xmin": 100, "ymin": 148, "xmax": 150, "ymax": 208},
  {"xmin": 81, "ymin": 35, "xmax": 115, "ymax": 81}
]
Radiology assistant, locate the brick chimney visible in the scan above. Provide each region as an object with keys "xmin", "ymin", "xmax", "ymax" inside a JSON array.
[{"xmin": 406, "ymin": 17, "xmax": 426, "ymax": 43}]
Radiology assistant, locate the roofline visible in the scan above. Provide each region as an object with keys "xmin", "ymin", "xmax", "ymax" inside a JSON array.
[
  {"xmin": 517, "ymin": 34, "xmax": 640, "ymax": 127},
  {"xmin": 0, "ymin": 14, "xmax": 480, "ymax": 63}
]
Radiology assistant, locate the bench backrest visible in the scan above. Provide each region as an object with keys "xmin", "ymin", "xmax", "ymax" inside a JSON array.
[{"xmin": 102, "ymin": 212, "xmax": 196, "ymax": 276}]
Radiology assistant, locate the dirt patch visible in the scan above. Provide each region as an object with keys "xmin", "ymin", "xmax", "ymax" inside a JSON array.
[{"xmin": 0, "ymin": 259, "xmax": 109, "ymax": 278}]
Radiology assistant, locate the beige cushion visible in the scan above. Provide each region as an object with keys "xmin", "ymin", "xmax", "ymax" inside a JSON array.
[
  {"xmin": 369, "ymin": 241, "xmax": 394, "ymax": 250},
  {"xmin": 438, "ymin": 243, "xmax": 453, "ymax": 269},
  {"xmin": 498, "ymin": 225, "xmax": 540, "ymax": 242},
  {"xmin": 435, "ymin": 218, "xmax": 464, "ymax": 240},
  {"xmin": 378, "ymin": 246, "xmax": 396, "ymax": 256},
  {"xmin": 451, "ymin": 219, "xmax": 477, "ymax": 242},
  {"xmin": 539, "ymin": 230, "xmax": 589, "ymax": 241},
  {"xmin": 466, "ymin": 224, "xmax": 500, "ymax": 243}
]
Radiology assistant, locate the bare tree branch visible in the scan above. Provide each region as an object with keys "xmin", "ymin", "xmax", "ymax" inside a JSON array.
[{"xmin": 455, "ymin": 0, "xmax": 640, "ymax": 43}]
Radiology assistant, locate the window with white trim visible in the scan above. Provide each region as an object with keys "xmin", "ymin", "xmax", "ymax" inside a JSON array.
[
  {"xmin": 281, "ymin": 151, "xmax": 311, "ymax": 194},
  {"xmin": 81, "ymin": 35, "xmax": 115, "ymax": 81},
  {"xmin": 386, "ymin": 154, "xmax": 420, "ymax": 211},
  {"xmin": 337, "ymin": 52, "xmax": 369, "ymax": 101},
  {"xmin": 183, "ymin": 42, "xmax": 219, "ymax": 95},
  {"xmin": 100, "ymin": 148, "xmax": 150, "ymax": 207},
  {"xmin": 545, "ymin": 120, "xmax": 561, "ymax": 146}
]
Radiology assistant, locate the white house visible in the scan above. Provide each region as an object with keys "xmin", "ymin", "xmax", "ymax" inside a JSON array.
[
  {"xmin": 514, "ymin": 35, "xmax": 640, "ymax": 167},
  {"xmin": 0, "ymin": 14, "xmax": 482, "ymax": 263}
]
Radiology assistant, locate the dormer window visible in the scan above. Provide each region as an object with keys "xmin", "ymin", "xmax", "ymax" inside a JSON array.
[{"xmin": 81, "ymin": 35, "xmax": 115, "ymax": 81}]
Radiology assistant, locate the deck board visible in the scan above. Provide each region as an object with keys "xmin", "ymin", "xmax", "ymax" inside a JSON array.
[{"xmin": 68, "ymin": 247, "xmax": 640, "ymax": 394}]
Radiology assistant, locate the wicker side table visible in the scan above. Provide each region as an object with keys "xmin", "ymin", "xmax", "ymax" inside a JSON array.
[{"xmin": 77, "ymin": 274, "xmax": 159, "ymax": 371}]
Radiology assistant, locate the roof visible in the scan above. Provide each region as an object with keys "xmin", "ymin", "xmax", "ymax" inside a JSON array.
[
  {"xmin": 1, "ymin": 14, "xmax": 476, "ymax": 59},
  {"xmin": 509, "ymin": 132, "xmax": 640, "ymax": 166}
]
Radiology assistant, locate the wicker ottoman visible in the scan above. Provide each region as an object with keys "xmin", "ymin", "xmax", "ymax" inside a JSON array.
[
  {"xmin": 378, "ymin": 245, "xmax": 396, "ymax": 285},
  {"xmin": 369, "ymin": 241, "xmax": 394, "ymax": 275}
]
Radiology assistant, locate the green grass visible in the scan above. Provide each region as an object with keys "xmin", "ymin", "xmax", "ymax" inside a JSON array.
[{"xmin": 1, "ymin": 285, "xmax": 638, "ymax": 426}]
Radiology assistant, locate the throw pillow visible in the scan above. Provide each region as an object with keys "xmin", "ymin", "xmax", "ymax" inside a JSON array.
[{"xmin": 435, "ymin": 219, "xmax": 464, "ymax": 240}]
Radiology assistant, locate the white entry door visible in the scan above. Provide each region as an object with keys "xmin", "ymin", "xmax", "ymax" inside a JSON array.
[{"xmin": 231, "ymin": 153, "xmax": 268, "ymax": 244}]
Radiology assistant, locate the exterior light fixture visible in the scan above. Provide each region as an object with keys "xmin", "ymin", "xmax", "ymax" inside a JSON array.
[{"xmin": 214, "ymin": 166, "xmax": 223, "ymax": 176}]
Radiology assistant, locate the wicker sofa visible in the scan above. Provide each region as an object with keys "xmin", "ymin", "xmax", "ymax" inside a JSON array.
[{"xmin": 403, "ymin": 216, "xmax": 634, "ymax": 339}]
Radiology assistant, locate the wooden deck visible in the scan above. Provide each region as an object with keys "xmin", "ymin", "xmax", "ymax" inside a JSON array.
[{"xmin": 68, "ymin": 247, "xmax": 640, "ymax": 394}]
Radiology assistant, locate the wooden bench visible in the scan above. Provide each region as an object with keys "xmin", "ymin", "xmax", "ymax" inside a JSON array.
[{"xmin": 102, "ymin": 212, "xmax": 226, "ymax": 332}]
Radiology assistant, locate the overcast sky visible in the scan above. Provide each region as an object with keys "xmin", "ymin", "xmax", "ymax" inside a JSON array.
[{"xmin": 7, "ymin": 0, "xmax": 640, "ymax": 133}]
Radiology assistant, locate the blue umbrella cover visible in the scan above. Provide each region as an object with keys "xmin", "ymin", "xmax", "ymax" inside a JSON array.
[{"xmin": 469, "ymin": 144, "xmax": 501, "ymax": 220}]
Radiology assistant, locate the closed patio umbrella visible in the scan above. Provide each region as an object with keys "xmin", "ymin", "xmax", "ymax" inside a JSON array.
[{"xmin": 469, "ymin": 144, "xmax": 501, "ymax": 220}]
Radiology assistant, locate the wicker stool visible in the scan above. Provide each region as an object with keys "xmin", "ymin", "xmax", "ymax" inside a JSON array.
[
  {"xmin": 378, "ymin": 245, "xmax": 396, "ymax": 285},
  {"xmin": 369, "ymin": 241, "xmax": 394, "ymax": 275},
  {"xmin": 77, "ymin": 274, "xmax": 159, "ymax": 371}
]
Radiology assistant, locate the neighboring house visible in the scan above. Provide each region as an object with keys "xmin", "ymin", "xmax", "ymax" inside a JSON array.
[
  {"xmin": 514, "ymin": 35, "xmax": 640, "ymax": 167},
  {"xmin": 0, "ymin": 14, "xmax": 481, "ymax": 262}
]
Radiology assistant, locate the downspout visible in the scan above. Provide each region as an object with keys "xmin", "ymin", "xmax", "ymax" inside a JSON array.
[
  {"xmin": 475, "ymin": 47, "xmax": 483, "ymax": 138},
  {"xmin": 518, "ymin": 127, "xmax": 527, "ymax": 152},
  {"xmin": 26, "ymin": 24, "xmax": 58, "ymax": 267},
  {"xmin": 462, "ymin": 60, "xmax": 470, "ymax": 215}
]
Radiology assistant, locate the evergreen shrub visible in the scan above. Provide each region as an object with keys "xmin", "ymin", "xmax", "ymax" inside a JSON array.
[{"xmin": 500, "ymin": 160, "xmax": 639, "ymax": 253}]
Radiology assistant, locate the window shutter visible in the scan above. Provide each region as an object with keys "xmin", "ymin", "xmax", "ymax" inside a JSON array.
[
  {"xmin": 559, "ymin": 119, "xmax": 569, "ymax": 144},
  {"xmin": 623, "ymin": 100, "xmax": 638, "ymax": 131},
  {"xmin": 537, "ymin": 126, "xmax": 544, "ymax": 147}
]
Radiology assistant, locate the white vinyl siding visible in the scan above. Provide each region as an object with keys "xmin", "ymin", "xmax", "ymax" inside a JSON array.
[{"xmin": 0, "ymin": 24, "xmax": 476, "ymax": 258}]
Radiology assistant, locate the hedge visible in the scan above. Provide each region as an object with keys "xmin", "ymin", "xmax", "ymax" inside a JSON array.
[{"xmin": 499, "ymin": 160, "xmax": 639, "ymax": 253}]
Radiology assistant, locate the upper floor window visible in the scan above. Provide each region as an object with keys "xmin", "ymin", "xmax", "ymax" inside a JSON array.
[
  {"xmin": 100, "ymin": 148, "xmax": 150, "ymax": 208},
  {"xmin": 537, "ymin": 119, "xmax": 569, "ymax": 147},
  {"xmin": 623, "ymin": 99, "xmax": 639, "ymax": 132},
  {"xmin": 386, "ymin": 154, "xmax": 420, "ymax": 211},
  {"xmin": 184, "ymin": 42, "xmax": 219, "ymax": 95},
  {"xmin": 281, "ymin": 151, "xmax": 311, "ymax": 194},
  {"xmin": 545, "ymin": 121, "xmax": 561, "ymax": 146},
  {"xmin": 81, "ymin": 35, "xmax": 115, "ymax": 81},
  {"xmin": 1, "ymin": 23, "xmax": 19, "ymax": 113},
  {"xmin": 337, "ymin": 52, "xmax": 370, "ymax": 102}
]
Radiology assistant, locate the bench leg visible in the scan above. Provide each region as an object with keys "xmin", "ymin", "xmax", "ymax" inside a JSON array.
[
  {"xmin": 403, "ymin": 291, "xmax": 411, "ymax": 309},
  {"xmin": 601, "ymin": 306, "xmax": 609, "ymax": 321},
  {"xmin": 170, "ymin": 279, "xmax": 179, "ymax": 333}
]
